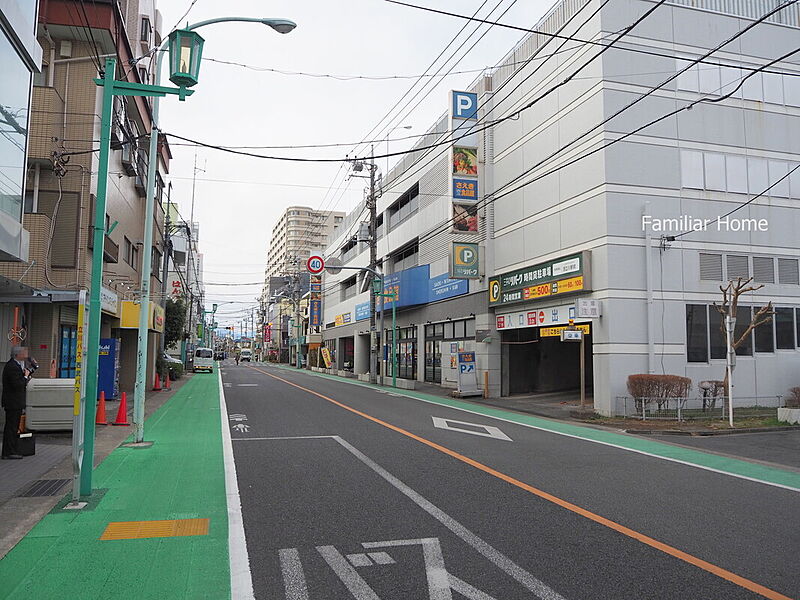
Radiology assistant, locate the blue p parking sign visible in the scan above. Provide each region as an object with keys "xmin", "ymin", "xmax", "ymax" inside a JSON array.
[{"xmin": 452, "ymin": 91, "xmax": 478, "ymax": 120}]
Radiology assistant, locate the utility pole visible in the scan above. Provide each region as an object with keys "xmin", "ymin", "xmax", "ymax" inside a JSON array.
[{"xmin": 366, "ymin": 147, "xmax": 379, "ymax": 384}]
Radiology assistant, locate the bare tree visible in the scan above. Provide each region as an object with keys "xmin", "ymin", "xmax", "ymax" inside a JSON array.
[{"xmin": 713, "ymin": 277, "xmax": 773, "ymax": 418}]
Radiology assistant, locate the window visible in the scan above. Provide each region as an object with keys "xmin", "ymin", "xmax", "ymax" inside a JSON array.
[
  {"xmin": 762, "ymin": 72, "xmax": 784, "ymax": 104},
  {"xmin": 725, "ymin": 156, "xmax": 748, "ymax": 193},
  {"xmin": 775, "ymin": 308, "xmax": 795, "ymax": 350},
  {"xmin": 387, "ymin": 183, "xmax": 419, "ymax": 229},
  {"xmin": 152, "ymin": 247, "xmax": 162, "ymax": 278},
  {"xmin": 734, "ymin": 306, "xmax": 753, "ymax": 356},
  {"xmin": 785, "ymin": 74, "xmax": 800, "ymax": 107},
  {"xmin": 677, "ymin": 64, "xmax": 699, "ymax": 92},
  {"xmin": 699, "ymin": 253, "xmax": 723, "ymax": 281},
  {"xmin": 778, "ymin": 258, "xmax": 800, "ymax": 285},
  {"xmin": 754, "ymin": 307, "xmax": 774, "ymax": 353},
  {"xmin": 747, "ymin": 158, "xmax": 768, "ymax": 194},
  {"xmin": 138, "ymin": 67, "xmax": 148, "ymax": 84},
  {"xmin": 0, "ymin": 31, "xmax": 31, "ymax": 220},
  {"xmin": 391, "ymin": 241, "xmax": 418, "ymax": 273},
  {"xmin": 741, "ymin": 72, "xmax": 763, "ymax": 101},
  {"xmin": 768, "ymin": 161, "xmax": 790, "ymax": 197},
  {"xmin": 686, "ymin": 305, "xmax": 708, "ymax": 362},
  {"xmin": 680, "ymin": 150, "xmax": 704, "ymax": 189},
  {"xmin": 708, "ymin": 308, "xmax": 725, "ymax": 360},
  {"xmin": 698, "ymin": 65, "xmax": 721, "ymax": 95},
  {"xmin": 141, "ymin": 17, "xmax": 152, "ymax": 42},
  {"xmin": 797, "ymin": 308, "xmax": 800, "ymax": 348},
  {"xmin": 726, "ymin": 255, "xmax": 749, "ymax": 280},
  {"xmin": 124, "ymin": 237, "xmax": 132, "ymax": 265},
  {"xmin": 340, "ymin": 237, "xmax": 357, "ymax": 262},
  {"xmin": 703, "ymin": 153, "xmax": 725, "ymax": 191},
  {"xmin": 752, "ymin": 257, "xmax": 774, "ymax": 284},
  {"xmin": 340, "ymin": 275, "xmax": 357, "ymax": 301}
]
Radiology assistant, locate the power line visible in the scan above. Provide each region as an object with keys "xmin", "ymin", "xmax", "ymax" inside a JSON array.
[
  {"xmin": 383, "ymin": 0, "xmax": 800, "ymax": 78},
  {"xmin": 415, "ymin": 45, "xmax": 800, "ymax": 248}
]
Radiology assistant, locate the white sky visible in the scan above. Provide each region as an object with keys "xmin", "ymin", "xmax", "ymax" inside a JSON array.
[{"xmin": 156, "ymin": 0, "xmax": 553, "ymax": 327}]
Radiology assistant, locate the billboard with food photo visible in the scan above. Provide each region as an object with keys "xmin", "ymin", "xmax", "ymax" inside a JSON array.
[
  {"xmin": 452, "ymin": 203, "xmax": 479, "ymax": 233},
  {"xmin": 452, "ymin": 146, "xmax": 478, "ymax": 176}
]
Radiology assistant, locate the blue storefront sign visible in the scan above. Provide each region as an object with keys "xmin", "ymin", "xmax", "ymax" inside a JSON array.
[
  {"xmin": 382, "ymin": 265, "xmax": 431, "ymax": 310},
  {"xmin": 452, "ymin": 178, "xmax": 478, "ymax": 201},
  {"xmin": 355, "ymin": 302, "xmax": 371, "ymax": 321},
  {"xmin": 429, "ymin": 273, "xmax": 468, "ymax": 302}
]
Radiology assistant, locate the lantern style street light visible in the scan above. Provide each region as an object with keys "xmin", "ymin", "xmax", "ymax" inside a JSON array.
[
  {"xmin": 168, "ymin": 29, "xmax": 205, "ymax": 87},
  {"xmin": 77, "ymin": 16, "xmax": 296, "ymax": 501}
]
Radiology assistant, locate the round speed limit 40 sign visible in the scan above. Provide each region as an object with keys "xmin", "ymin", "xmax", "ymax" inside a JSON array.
[{"xmin": 307, "ymin": 255, "xmax": 325, "ymax": 274}]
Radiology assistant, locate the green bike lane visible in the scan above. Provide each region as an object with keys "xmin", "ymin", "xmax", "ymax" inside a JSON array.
[{"xmin": 0, "ymin": 372, "xmax": 230, "ymax": 600}]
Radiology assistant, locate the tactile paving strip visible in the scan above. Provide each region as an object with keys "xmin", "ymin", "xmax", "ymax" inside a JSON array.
[{"xmin": 99, "ymin": 518, "xmax": 209, "ymax": 540}]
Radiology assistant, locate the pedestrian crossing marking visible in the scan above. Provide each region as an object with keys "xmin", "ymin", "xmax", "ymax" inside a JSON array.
[{"xmin": 99, "ymin": 518, "xmax": 209, "ymax": 540}]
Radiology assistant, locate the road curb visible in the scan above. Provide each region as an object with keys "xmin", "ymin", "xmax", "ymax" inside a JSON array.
[{"xmin": 626, "ymin": 425, "xmax": 800, "ymax": 436}]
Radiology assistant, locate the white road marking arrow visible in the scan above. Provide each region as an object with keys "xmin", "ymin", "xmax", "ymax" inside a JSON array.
[
  {"xmin": 232, "ymin": 423, "xmax": 250, "ymax": 433},
  {"xmin": 431, "ymin": 417, "xmax": 512, "ymax": 442}
]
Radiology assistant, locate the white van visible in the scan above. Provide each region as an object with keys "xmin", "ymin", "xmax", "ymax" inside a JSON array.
[
  {"xmin": 193, "ymin": 347, "xmax": 214, "ymax": 373},
  {"xmin": 240, "ymin": 348, "xmax": 252, "ymax": 362}
]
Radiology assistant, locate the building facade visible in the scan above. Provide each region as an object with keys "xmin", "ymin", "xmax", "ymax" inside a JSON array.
[
  {"xmin": 0, "ymin": 0, "xmax": 170, "ymax": 395},
  {"xmin": 264, "ymin": 206, "xmax": 344, "ymax": 297},
  {"xmin": 321, "ymin": 0, "xmax": 800, "ymax": 415}
]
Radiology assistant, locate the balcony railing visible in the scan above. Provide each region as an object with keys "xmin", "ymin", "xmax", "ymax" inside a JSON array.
[{"xmin": 88, "ymin": 232, "xmax": 119, "ymax": 263}]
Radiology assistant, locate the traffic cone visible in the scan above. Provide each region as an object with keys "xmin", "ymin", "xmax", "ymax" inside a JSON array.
[
  {"xmin": 112, "ymin": 392, "xmax": 130, "ymax": 426},
  {"xmin": 152, "ymin": 371, "xmax": 162, "ymax": 391},
  {"xmin": 95, "ymin": 390, "xmax": 107, "ymax": 425},
  {"xmin": 165, "ymin": 375, "xmax": 171, "ymax": 390}
]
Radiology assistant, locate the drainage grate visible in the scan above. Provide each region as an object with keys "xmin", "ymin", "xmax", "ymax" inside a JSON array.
[{"xmin": 17, "ymin": 479, "xmax": 70, "ymax": 497}]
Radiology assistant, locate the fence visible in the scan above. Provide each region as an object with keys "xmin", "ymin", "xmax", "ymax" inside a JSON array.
[{"xmin": 615, "ymin": 395, "xmax": 784, "ymax": 421}]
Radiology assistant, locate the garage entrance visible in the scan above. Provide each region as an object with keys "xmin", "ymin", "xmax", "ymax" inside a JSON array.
[{"xmin": 501, "ymin": 326, "xmax": 593, "ymax": 396}]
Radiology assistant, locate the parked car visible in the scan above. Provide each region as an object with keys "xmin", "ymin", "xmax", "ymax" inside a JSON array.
[
  {"xmin": 193, "ymin": 347, "xmax": 214, "ymax": 373},
  {"xmin": 240, "ymin": 348, "xmax": 252, "ymax": 362},
  {"xmin": 163, "ymin": 352, "xmax": 183, "ymax": 380}
]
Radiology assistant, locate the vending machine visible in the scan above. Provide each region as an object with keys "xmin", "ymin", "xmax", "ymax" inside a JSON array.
[{"xmin": 97, "ymin": 338, "xmax": 120, "ymax": 399}]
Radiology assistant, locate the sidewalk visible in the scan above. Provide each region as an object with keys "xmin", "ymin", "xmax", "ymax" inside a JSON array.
[
  {"xmin": 0, "ymin": 372, "xmax": 229, "ymax": 600},
  {"xmin": 0, "ymin": 382, "xmax": 185, "ymax": 559}
]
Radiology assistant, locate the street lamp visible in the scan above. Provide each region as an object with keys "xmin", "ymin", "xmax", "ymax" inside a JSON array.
[
  {"xmin": 386, "ymin": 125, "xmax": 412, "ymax": 177},
  {"xmin": 130, "ymin": 15, "xmax": 297, "ymax": 449},
  {"xmin": 168, "ymin": 29, "xmax": 205, "ymax": 87},
  {"xmin": 77, "ymin": 15, "xmax": 297, "ymax": 500}
]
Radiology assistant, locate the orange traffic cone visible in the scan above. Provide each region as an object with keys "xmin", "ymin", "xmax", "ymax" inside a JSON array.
[
  {"xmin": 165, "ymin": 375, "xmax": 171, "ymax": 390},
  {"xmin": 95, "ymin": 390, "xmax": 108, "ymax": 425},
  {"xmin": 112, "ymin": 391, "xmax": 130, "ymax": 426},
  {"xmin": 152, "ymin": 371, "xmax": 162, "ymax": 391}
]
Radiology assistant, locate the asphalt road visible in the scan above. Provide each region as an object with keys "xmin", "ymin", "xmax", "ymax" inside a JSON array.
[
  {"xmin": 650, "ymin": 431, "xmax": 800, "ymax": 469},
  {"xmin": 221, "ymin": 362, "xmax": 800, "ymax": 600}
]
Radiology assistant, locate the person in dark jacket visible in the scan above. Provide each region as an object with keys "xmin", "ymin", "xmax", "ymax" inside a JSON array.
[{"xmin": 2, "ymin": 347, "xmax": 32, "ymax": 459}]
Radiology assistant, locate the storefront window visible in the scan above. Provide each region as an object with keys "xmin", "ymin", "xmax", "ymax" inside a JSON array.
[
  {"xmin": 424, "ymin": 318, "xmax": 475, "ymax": 383},
  {"xmin": 0, "ymin": 31, "xmax": 31, "ymax": 220}
]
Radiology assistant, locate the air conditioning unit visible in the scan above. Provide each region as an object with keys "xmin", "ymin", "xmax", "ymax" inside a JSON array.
[{"xmin": 121, "ymin": 143, "xmax": 137, "ymax": 176}]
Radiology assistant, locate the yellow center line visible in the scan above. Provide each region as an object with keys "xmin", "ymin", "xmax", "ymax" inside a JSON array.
[{"xmin": 248, "ymin": 365, "xmax": 793, "ymax": 600}]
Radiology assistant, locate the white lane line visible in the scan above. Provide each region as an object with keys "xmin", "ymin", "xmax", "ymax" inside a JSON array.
[
  {"xmin": 267, "ymin": 367, "xmax": 800, "ymax": 493},
  {"xmin": 432, "ymin": 417, "xmax": 512, "ymax": 442},
  {"xmin": 279, "ymin": 548, "xmax": 310, "ymax": 600},
  {"xmin": 317, "ymin": 545, "xmax": 381, "ymax": 600},
  {"xmin": 218, "ymin": 370, "xmax": 255, "ymax": 600},
  {"xmin": 245, "ymin": 434, "xmax": 564, "ymax": 598},
  {"xmin": 334, "ymin": 436, "xmax": 564, "ymax": 600},
  {"xmin": 237, "ymin": 383, "xmax": 259, "ymax": 387},
  {"xmin": 232, "ymin": 436, "xmax": 335, "ymax": 442}
]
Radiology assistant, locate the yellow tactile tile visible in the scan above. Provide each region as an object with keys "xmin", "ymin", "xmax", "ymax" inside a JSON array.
[{"xmin": 99, "ymin": 518, "xmax": 209, "ymax": 540}]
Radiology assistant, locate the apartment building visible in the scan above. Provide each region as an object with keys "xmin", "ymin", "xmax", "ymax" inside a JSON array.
[
  {"xmin": 166, "ymin": 206, "xmax": 205, "ymax": 362},
  {"xmin": 321, "ymin": 0, "xmax": 800, "ymax": 415},
  {"xmin": 0, "ymin": 0, "xmax": 170, "ymax": 395},
  {"xmin": 264, "ymin": 206, "xmax": 344, "ymax": 294}
]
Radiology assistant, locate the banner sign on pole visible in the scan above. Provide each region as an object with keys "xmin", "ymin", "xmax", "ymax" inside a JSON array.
[
  {"xmin": 310, "ymin": 299, "xmax": 321, "ymax": 327},
  {"xmin": 450, "ymin": 90, "xmax": 480, "ymax": 234},
  {"xmin": 321, "ymin": 347, "xmax": 332, "ymax": 368}
]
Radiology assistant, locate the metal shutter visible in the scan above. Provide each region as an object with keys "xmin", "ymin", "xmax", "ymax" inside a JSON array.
[
  {"xmin": 778, "ymin": 258, "xmax": 800, "ymax": 285},
  {"xmin": 699, "ymin": 253, "xmax": 723, "ymax": 280},
  {"xmin": 752, "ymin": 257, "xmax": 775, "ymax": 283},
  {"xmin": 726, "ymin": 255, "xmax": 750, "ymax": 280}
]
